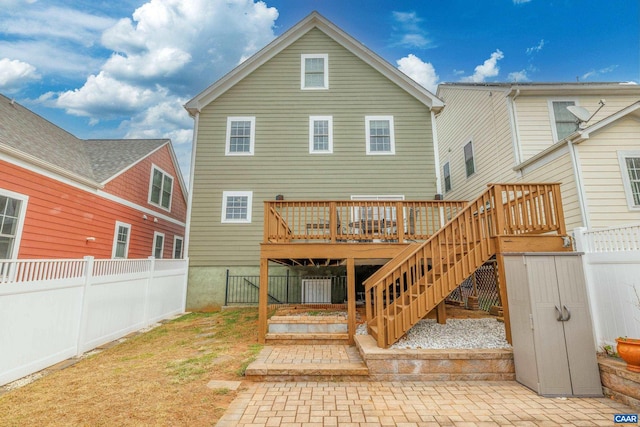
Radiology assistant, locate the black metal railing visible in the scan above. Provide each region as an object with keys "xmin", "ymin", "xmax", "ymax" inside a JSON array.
[{"xmin": 224, "ymin": 271, "xmax": 347, "ymax": 305}]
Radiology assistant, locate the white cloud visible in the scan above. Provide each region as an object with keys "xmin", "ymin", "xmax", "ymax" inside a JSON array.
[
  {"xmin": 0, "ymin": 58, "xmax": 39, "ymax": 91},
  {"xmin": 461, "ymin": 50, "xmax": 504, "ymax": 83},
  {"xmin": 396, "ymin": 54, "xmax": 439, "ymax": 93},
  {"xmin": 508, "ymin": 70, "xmax": 529, "ymax": 82},
  {"xmin": 526, "ymin": 39, "xmax": 545, "ymax": 55},
  {"xmin": 582, "ymin": 65, "xmax": 618, "ymax": 81},
  {"xmin": 391, "ymin": 11, "xmax": 432, "ymax": 49}
]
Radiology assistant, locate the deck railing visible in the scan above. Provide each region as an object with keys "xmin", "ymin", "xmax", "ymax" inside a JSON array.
[
  {"xmin": 263, "ymin": 200, "xmax": 467, "ymax": 244},
  {"xmin": 363, "ymin": 183, "xmax": 565, "ymax": 347}
]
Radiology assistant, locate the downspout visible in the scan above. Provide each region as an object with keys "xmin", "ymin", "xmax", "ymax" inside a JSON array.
[
  {"xmin": 568, "ymin": 136, "xmax": 590, "ymax": 229},
  {"xmin": 506, "ymin": 89, "xmax": 523, "ymax": 175},
  {"xmin": 431, "ymin": 110, "xmax": 443, "ymax": 198},
  {"xmin": 183, "ymin": 111, "xmax": 199, "ymax": 258}
]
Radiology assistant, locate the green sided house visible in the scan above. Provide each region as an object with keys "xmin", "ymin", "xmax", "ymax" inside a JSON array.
[{"xmin": 184, "ymin": 13, "xmax": 571, "ymax": 347}]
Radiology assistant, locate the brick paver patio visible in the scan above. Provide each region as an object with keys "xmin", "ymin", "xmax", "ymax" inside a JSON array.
[{"xmin": 216, "ymin": 381, "xmax": 634, "ymax": 426}]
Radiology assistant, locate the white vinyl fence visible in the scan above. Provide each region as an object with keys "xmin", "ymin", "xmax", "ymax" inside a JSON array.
[
  {"xmin": 574, "ymin": 224, "xmax": 640, "ymax": 349},
  {"xmin": 0, "ymin": 256, "xmax": 188, "ymax": 386}
]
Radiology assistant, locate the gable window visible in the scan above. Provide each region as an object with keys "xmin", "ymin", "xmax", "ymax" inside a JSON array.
[
  {"xmin": 173, "ymin": 236, "xmax": 184, "ymax": 259},
  {"xmin": 365, "ymin": 116, "xmax": 395, "ymax": 155},
  {"xmin": 443, "ymin": 162, "xmax": 452, "ymax": 193},
  {"xmin": 222, "ymin": 191, "xmax": 253, "ymax": 223},
  {"xmin": 618, "ymin": 151, "xmax": 640, "ymax": 210},
  {"xmin": 463, "ymin": 141, "xmax": 475, "ymax": 177},
  {"xmin": 153, "ymin": 232, "xmax": 164, "ymax": 258},
  {"xmin": 0, "ymin": 190, "xmax": 28, "ymax": 260},
  {"xmin": 149, "ymin": 165, "xmax": 173, "ymax": 211},
  {"xmin": 112, "ymin": 221, "xmax": 131, "ymax": 259},
  {"xmin": 226, "ymin": 117, "xmax": 255, "ymax": 155},
  {"xmin": 550, "ymin": 100, "xmax": 579, "ymax": 141},
  {"xmin": 301, "ymin": 54, "xmax": 328, "ymax": 90},
  {"xmin": 309, "ymin": 116, "xmax": 333, "ymax": 153}
]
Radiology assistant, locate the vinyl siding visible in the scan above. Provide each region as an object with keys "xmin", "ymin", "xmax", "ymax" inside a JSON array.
[
  {"xmin": 516, "ymin": 95, "xmax": 640, "ymax": 161},
  {"xmin": 190, "ymin": 28, "xmax": 437, "ymax": 266},
  {"xmin": 435, "ymin": 86, "xmax": 516, "ymax": 202},
  {"xmin": 577, "ymin": 116, "xmax": 640, "ymax": 227},
  {"xmin": 0, "ymin": 159, "xmax": 185, "ymax": 259},
  {"xmin": 519, "ymin": 153, "xmax": 583, "ymax": 231}
]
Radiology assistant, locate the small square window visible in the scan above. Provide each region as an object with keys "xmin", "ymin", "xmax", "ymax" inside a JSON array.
[
  {"xmin": 222, "ymin": 191, "xmax": 253, "ymax": 223},
  {"xmin": 365, "ymin": 116, "xmax": 395, "ymax": 155},
  {"xmin": 226, "ymin": 117, "xmax": 255, "ymax": 155},
  {"xmin": 463, "ymin": 141, "xmax": 475, "ymax": 178},
  {"xmin": 301, "ymin": 54, "xmax": 328, "ymax": 90},
  {"xmin": 149, "ymin": 165, "xmax": 173, "ymax": 211},
  {"xmin": 309, "ymin": 116, "xmax": 333, "ymax": 153},
  {"xmin": 443, "ymin": 162, "xmax": 452, "ymax": 193}
]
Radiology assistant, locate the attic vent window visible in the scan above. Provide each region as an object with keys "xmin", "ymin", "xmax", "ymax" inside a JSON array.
[{"xmin": 301, "ymin": 54, "xmax": 328, "ymax": 90}]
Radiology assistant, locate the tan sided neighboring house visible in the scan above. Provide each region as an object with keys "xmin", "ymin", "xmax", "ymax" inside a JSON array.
[
  {"xmin": 435, "ymin": 82, "xmax": 640, "ymax": 232},
  {"xmin": 184, "ymin": 12, "xmax": 445, "ymax": 310}
]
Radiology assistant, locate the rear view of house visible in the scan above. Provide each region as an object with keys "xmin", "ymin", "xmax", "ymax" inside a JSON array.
[
  {"xmin": 185, "ymin": 12, "xmax": 445, "ymax": 310},
  {"xmin": 0, "ymin": 94, "xmax": 187, "ymax": 260}
]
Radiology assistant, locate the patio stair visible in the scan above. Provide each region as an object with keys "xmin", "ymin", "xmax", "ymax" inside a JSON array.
[
  {"xmin": 265, "ymin": 315, "xmax": 349, "ymax": 345},
  {"xmin": 363, "ymin": 183, "xmax": 567, "ymax": 348}
]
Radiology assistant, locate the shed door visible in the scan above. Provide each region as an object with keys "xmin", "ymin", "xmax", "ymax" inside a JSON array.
[{"xmin": 526, "ymin": 255, "xmax": 573, "ymax": 396}]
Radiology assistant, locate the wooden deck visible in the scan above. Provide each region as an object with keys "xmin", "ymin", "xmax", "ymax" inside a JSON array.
[{"xmin": 258, "ymin": 184, "xmax": 571, "ymax": 348}]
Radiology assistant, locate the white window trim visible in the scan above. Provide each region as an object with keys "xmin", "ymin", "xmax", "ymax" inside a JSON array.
[
  {"xmin": 618, "ymin": 150, "xmax": 640, "ymax": 210},
  {"xmin": 147, "ymin": 164, "xmax": 174, "ymax": 212},
  {"xmin": 547, "ymin": 98, "xmax": 580, "ymax": 143},
  {"xmin": 443, "ymin": 161, "xmax": 452, "ymax": 193},
  {"xmin": 173, "ymin": 235, "xmax": 184, "ymax": 259},
  {"xmin": 365, "ymin": 116, "xmax": 395, "ymax": 155},
  {"xmin": 463, "ymin": 140, "xmax": 476, "ymax": 178},
  {"xmin": 0, "ymin": 188, "xmax": 29, "ymax": 260},
  {"xmin": 221, "ymin": 191, "xmax": 253, "ymax": 223},
  {"xmin": 309, "ymin": 116, "xmax": 333, "ymax": 154},
  {"xmin": 225, "ymin": 117, "xmax": 256, "ymax": 156},
  {"xmin": 301, "ymin": 54, "xmax": 329, "ymax": 90},
  {"xmin": 153, "ymin": 231, "xmax": 165, "ymax": 258},
  {"xmin": 111, "ymin": 221, "xmax": 131, "ymax": 259}
]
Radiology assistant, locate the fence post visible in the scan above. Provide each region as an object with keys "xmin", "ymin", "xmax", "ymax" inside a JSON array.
[
  {"xmin": 144, "ymin": 256, "xmax": 155, "ymax": 327},
  {"xmin": 76, "ymin": 256, "xmax": 94, "ymax": 357},
  {"xmin": 286, "ymin": 270, "xmax": 290, "ymax": 304},
  {"xmin": 573, "ymin": 227, "xmax": 602, "ymax": 350},
  {"xmin": 225, "ymin": 269, "xmax": 229, "ymax": 306},
  {"xmin": 573, "ymin": 227, "xmax": 588, "ymax": 252}
]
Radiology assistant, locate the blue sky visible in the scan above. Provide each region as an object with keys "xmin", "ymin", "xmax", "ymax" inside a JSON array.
[{"xmin": 1, "ymin": 0, "xmax": 638, "ymax": 182}]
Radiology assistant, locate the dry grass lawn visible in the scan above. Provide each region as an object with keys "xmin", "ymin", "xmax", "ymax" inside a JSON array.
[{"xmin": 0, "ymin": 308, "xmax": 262, "ymax": 426}]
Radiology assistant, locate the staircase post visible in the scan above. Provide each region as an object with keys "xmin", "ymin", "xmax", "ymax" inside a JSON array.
[
  {"xmin": 258, "ymin": 258, "xmax": 269, "ymax": 344},
  {"xmin": 492, "ymin": 184, "xmax": 506, "ymax": 236},
  {"xmin": 347, "ymin": 258, "xmax": 356, "ymax": 344}
]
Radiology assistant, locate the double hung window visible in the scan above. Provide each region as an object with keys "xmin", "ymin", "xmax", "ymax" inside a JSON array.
[
  {"xmin": 550, "ymin": 100, "xmax": 579, "ymax": 141},
  {"xmin": 222, "ymin": 191, "xmax": 253, "ymax": 223},
  {"xmin": 301, "ymin": 54, "xmax": 328, "ymax": 90},
  {"xmin": 463, "ymin": 141, "xmax": 475, "ymax": 177},
  {"xmin": 618, "ymin": 151, "xmax": 640, "ymax": 209},
  {"xmin": 309, "ymin": 116, "xmax": 333, "ymax": 153},
  {"xmin": 365, "ymin": 116, "xmax": 395, "ymax": 155},
  {"xmin": 0, "ymin": 191, "xmax": 27, "ymax": 259},
  {"xmin": 226, "ymin": 117, "xmax": 255, "ymax": 155},
  {"xmin": 112, "ymin": 221, "xmax": 131, "ymax": 259},
  {"xmin": 149, "ymin": 166, "xmax": 173, "ymax": 211}
]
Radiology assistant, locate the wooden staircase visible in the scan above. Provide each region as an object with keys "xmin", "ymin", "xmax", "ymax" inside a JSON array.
[{"xmin": 363, "ymin": 183, "xmax": 567, "ymax": 348}]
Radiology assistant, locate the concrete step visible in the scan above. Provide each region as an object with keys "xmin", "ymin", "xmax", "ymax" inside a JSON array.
[
  {"xmin": 265, "ymin": 332, "xmax": 349, "ymax": 345},
  {"xmin": 245, "ymin": 345, "xmax": 369, "ymax": 381}
]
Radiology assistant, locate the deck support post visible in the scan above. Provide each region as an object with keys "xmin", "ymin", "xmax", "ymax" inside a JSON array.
[
  {"xmin": 347, "ymin": 257, "xmax": 356, "ymax": 345},
  {"xmin": 495, "ymin": 247, "xmax": 512, "ymax": 344},
  {"xmin": 435, "ymin": 300, "xmax": 447, "ymax": 324},
  {"xmin": 258, "ymin": 258, "xmax": 269, "ymax": 344}
]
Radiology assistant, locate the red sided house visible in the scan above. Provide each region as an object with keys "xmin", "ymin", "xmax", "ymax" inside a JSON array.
[{"xmin": 0, "ymin": 94, "xmax": 187, "ymax": 260}]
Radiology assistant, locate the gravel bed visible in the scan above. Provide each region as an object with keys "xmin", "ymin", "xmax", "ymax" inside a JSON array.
[{"xmin": 357, "ymin": 318, "xmax": 511, "ymax": 350}]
